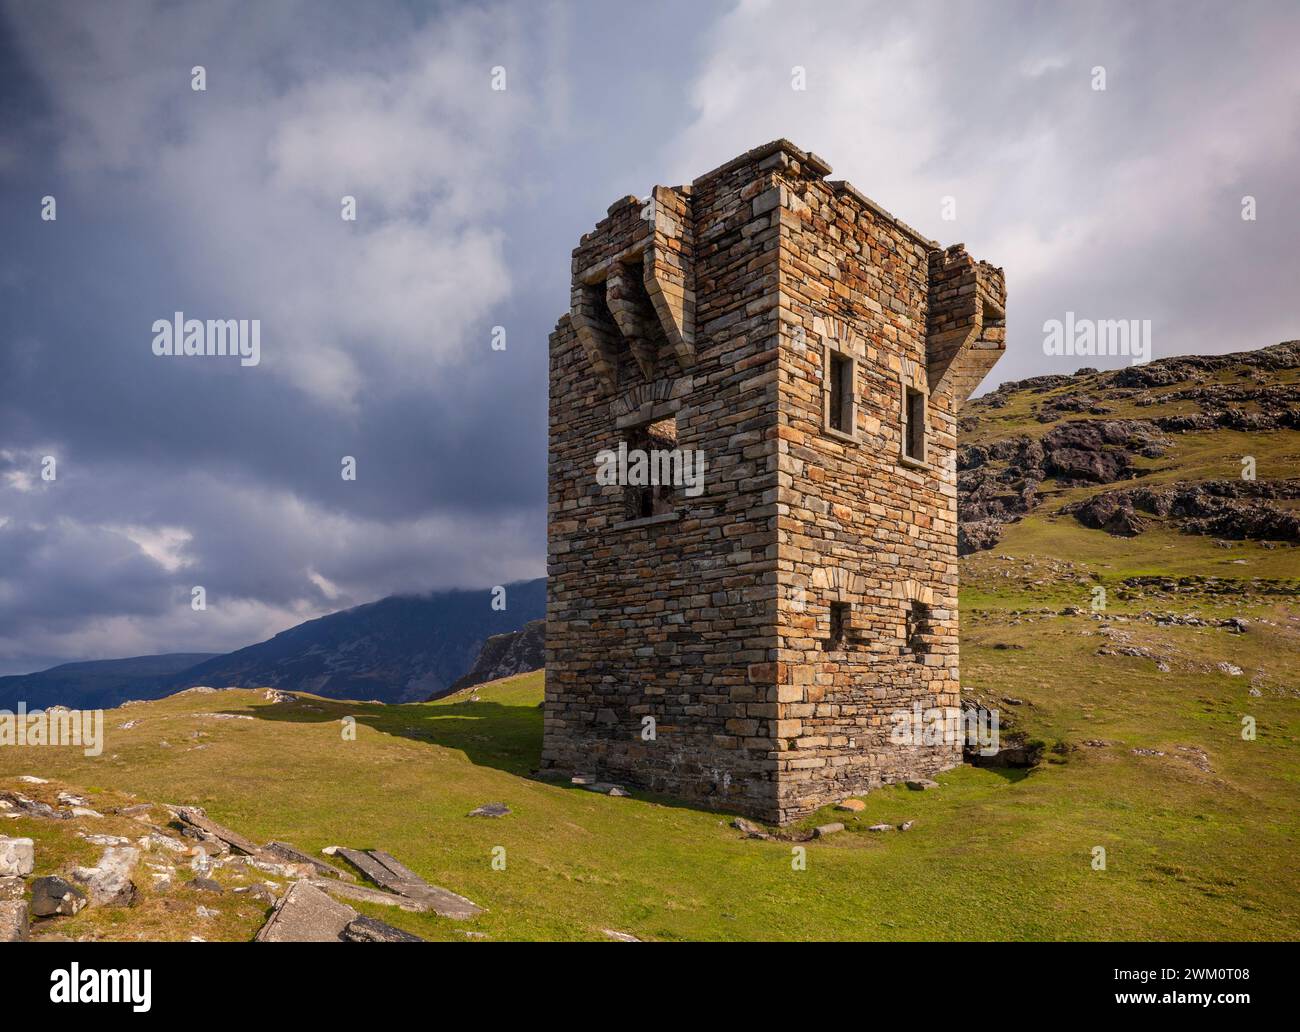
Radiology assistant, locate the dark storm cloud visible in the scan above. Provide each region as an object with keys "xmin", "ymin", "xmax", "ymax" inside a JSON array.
[{"xmin": 1, "ymin": 0, "xmax": 1296, "ymax": 672}]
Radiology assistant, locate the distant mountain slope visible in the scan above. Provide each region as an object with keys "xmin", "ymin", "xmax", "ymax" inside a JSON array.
[
  {"xmin": 958, "ymin": 340, "xmax": 1300, "ymax": 553},
  {"xmin": 0, "ymin": 579, "xmax": 546, "ymax": 711},
  {"xmin": 0, "ymin": 653, "xmax": 218, "ymax": 712},
  {"xmin": 164, "ymin": 578, "xmax": 546, "ymax": 703},
  {"xmin": 442, "ymin": 618, "xmax": 545, "ymax": 697}
]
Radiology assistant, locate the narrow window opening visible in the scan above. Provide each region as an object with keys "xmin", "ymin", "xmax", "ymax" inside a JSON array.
[
  {"xmin": 904, "ymin": 386, "xmax": 926, "ymax": 462},
  {"xmin": 906, "ymin": 600, "xmax": 932, "ymax": 656},
  {"xmin": 829, "ymin": 353, "xmax": 850, "ymax": 432},
  {"xmin": 623, "ymin": 416, "xmax": 678, "ymax": 520},
  {"xmin": 826, "ymin": 601, "xmax": 850, "ymax": 651}
]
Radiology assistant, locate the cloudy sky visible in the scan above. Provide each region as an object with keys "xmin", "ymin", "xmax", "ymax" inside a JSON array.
[{"xmin": 1, "ymin": 0, "xmax": 1297, "ymax": 674}]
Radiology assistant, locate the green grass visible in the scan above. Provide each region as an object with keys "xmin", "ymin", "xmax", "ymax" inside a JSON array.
[
  {"xmin": 4, "ymin": 350, "xmax": 1296, "ymax": 941},
  {"xmin": 4, "ymin": 617, "xmax": 1297, "ymax": 941}
]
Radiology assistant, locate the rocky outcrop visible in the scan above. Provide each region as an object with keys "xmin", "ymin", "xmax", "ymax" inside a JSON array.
[
  {"xmin": 957, "ymin": 420, "xmax": 1167, "ymax": 553},
  {"xmin": 958, "ymin": 341, "xmax": 1300, "ymax": 553},
  {"xmin": 443, "ymin": 619, "xmax": 545, "ymax": 695},
  {"xmin": 1063, "ymin": 480, "xmax": 1300, "ymax": 541}
]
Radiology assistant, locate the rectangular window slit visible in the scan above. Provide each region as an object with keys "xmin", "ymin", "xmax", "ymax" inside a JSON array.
[{"xmin": 904, "ymin": 386, "xmax": 926, "ymax": 461}]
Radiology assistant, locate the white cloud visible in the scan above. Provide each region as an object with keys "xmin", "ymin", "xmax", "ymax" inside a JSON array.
[
  {"xmin": 666, "ymin": 1, "xmax": 1300, "ymax": 380},
  {"xmin": 114, "ymin": 525, "xmax": 194, "ymax": 573},
  {"xmin": 9, "ymin": 1, "xmax": 529, "ymax": 409}
]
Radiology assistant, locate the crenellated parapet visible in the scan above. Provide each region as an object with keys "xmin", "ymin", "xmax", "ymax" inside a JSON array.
[
  {"xmin": 926, "ymin": 245, "xmax": 1007, "ymax": 411},
  {"xmin": 569, "ymin": 187, "xmax": 696, "ymax": 394}
]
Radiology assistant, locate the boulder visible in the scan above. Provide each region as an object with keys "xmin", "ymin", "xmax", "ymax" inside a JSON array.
[
  {"xmin": 0, "ymin": 900, "xmax": 29, "ymax": 942},
  {"xmin": 30, "ymin": 876, "xmax": 88, "ymax": 916},
  {"xmin": 70, "ymin": 846, "xmax": 139, "ymax": 907},
  {"xmin": 342, "ymin": 915, "xmax": 425, "ymax": 942},
  {"xmin": 0, "ymin": 836, "xmax": 35, "ymax": 877}
]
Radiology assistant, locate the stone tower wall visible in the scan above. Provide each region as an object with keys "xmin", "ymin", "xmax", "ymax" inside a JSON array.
[
  {"xmin": 543, "ymin": 148, "xmax": 787, "ymax": 816},
  {"xmin": 544, "ymin": 140, "xmax": 1005, "ymax": 824}
]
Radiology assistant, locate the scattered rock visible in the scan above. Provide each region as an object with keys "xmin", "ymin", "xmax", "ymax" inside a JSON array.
[
  {"xmin": 16, "ymin": 775, "xmax": 47, "ymax": 784},
  {"xmin": 342, "ymin": 915, "xmax": 425, "ymax": 942},
  {"xmin": 0, "ymin": 836, "xmax": 35, "ymax": 877},
  {"xmin": 333, "ymin": 848, "xmax": 484, "ymax": 919},
  {"xmin": 70, "ymin": 846, "xmax": 140, "ymax": 907},
  {"xmin": 187, "ymin": 877, "xmax": 223, "ymax": 894},
  {"xmin": 140, "ymin": 831, "xmax": 188, "ymax": 854},
  {"xmin": 81, "ymin": 834, "xmax": 130, "ymax": 847},
  {"xmin": 0, "ymin": 900, "xmax": 29, "ymax": 942},
  {"xmin": 255, "ymin": 880, "xmax": 356, "ymax": 942},
  {"xmin": 261, "ymin": 842, "xmax": 355, "ymax": 880},
  {"xmin": 905, "ymin": 779, "xmax": 939, "ymax": 791},
  {"xmin": 233, "ymin": 883, "xmax": 278, "ymax": 905},
  {"xmin": 467, "ymin": 802, "xmax": 510, "ymax": 818},
  {"xmin": 0, "ymin": 876, "xmax": 23, "ymax": 901},
  {"xmin": 167, "ymin": 805, "xmax": 261, "ymax": 855},
  {"xmin": 898, "ymin": 821, "xmax": 914, "ymax": 831},
  {"xmin": 834, "ymin": 799, "xmax": 865, "ymax": 812},
  {"xmin": 1217, "ymin": 662, "xmax": 1244, "ymax": 676},
  {"xmin": 195, "ymin": 905, "xmax": 220, "ymax": 919},
  {"xmin": 30, "ymin": 876, "xmax": 88, "ymax": 916},
  {"xmin": 731, "ymin": 817, "xmax": 775, "ymax": 841},
  {"xmin": 867, "ymin": 824, "xmax": 893, "ymax": 833},
  {"xmin": 602, "ymin": 928, "xmax": 641, "ymax": 942},
  {"xmin": 813, "ymin": 822, "xmax": 845, "ymax": 838}
]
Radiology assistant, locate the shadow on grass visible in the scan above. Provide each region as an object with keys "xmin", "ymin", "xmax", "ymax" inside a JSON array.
[
  {"xmin": 224, "ymin": 694, "xmax": 765, "ymax": 822},
  {"xmin": 226, "ymin": 694, "xmax": 1039, "ymax": 824},
  {"xmin": 229, "ymin": 696, "xmax": 544, "ymax": 775}
]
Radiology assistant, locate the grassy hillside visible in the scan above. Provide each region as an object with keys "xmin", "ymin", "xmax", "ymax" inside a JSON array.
[
  {"xmin": 3, "ymin": 345, "xmax": 1296, "ymax": 941},
  {"xmin": 2, "ymin": 640, "xmax": 1295, "ymax": 941}
]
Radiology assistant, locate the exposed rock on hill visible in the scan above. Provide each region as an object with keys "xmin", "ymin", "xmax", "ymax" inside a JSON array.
[
  {"xmin": 1063, "ymin": 480, "xmax": 1300, "ymax": 540},
  {"xmin": 958, "ymin": 341, "xmax": 1300, "ymax": 553},
  {"xmin": 443, "ymin": 619, "xmax": 545, "ymax": 696}
]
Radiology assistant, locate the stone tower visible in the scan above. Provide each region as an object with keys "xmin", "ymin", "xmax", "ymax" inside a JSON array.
[{"xmin": 544, "ymin": 140, "xmax": 1006, "ymax": 824}]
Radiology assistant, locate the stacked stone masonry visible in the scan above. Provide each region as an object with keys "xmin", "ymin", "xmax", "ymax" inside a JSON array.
[{"xmin": 544, "ymin": 140, "xmax": 1007, "ymax": 824}]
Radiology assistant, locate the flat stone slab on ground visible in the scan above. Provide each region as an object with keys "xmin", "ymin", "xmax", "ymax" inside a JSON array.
[
  {"xmin": 467, "ymin": 802, "xmax": 510, "ymax": 818},
  {"xmin": 255, "ymin": 880, "xmax": 356, "ymax": 942},
  {"xmin": 167, "ymin": 805, "xmax": 261, "ymax": 855},
  {"xmin": 262, "ymin": 841, "xmax": 355, "ymax": 880},
  {"xmin": 835, "ymin": 799, "xmax": 866, "ymax": 812},
  {"xmin": 335, "ymin": 848, "xmax": 484, "ymax": 920},
  {"xmin": 342, "ymin": 915, "xmax": 424, "ymax": 942},
  {"xmin": 308, "ymin": 877, "xmax": 429, "ymax": 913}
]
